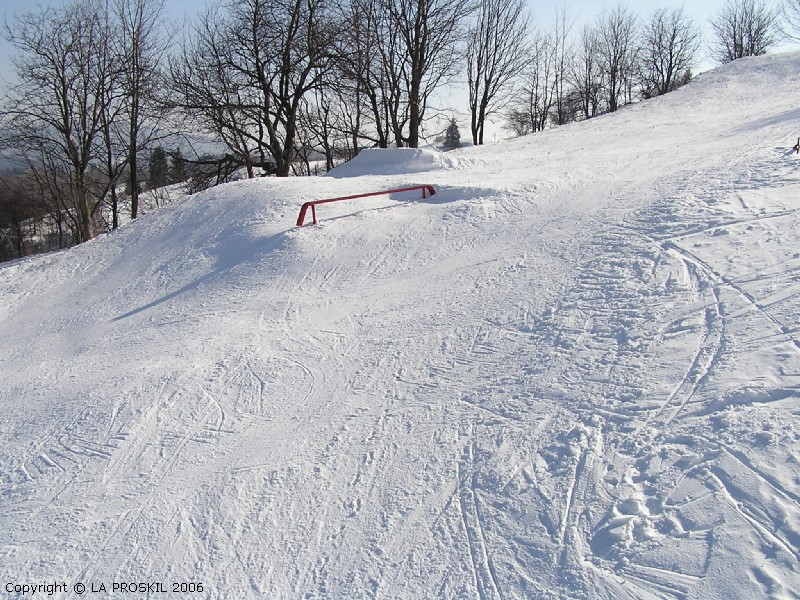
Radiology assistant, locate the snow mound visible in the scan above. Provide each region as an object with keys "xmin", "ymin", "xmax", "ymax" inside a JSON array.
[{"xmin": 326, "ymin": 147, "xmax": 458, "ymax": 178}]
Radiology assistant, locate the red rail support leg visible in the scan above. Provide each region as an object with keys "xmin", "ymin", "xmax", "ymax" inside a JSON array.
[{"xmin": 296, "ymin": 185, "xmax": 436, "ymax": 227}]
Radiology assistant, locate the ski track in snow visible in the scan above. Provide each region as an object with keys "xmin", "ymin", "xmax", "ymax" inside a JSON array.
[{"xmin": 2, "ymin": 53, "xmax": 800, "ymax": 599}]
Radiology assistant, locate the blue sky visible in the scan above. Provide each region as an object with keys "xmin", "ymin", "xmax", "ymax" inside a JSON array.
[{"xmin": 0, "ymin": 0, "xmax": 795, "ymax": 85}]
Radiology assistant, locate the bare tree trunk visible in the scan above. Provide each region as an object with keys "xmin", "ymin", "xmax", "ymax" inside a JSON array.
[
  {"xmin": 116, "ymin": 0, "xmax": 168, "ymax": 220},
  {"xmin": 76, "ymin": 187, "xmax": 94, "ymax": 242}
]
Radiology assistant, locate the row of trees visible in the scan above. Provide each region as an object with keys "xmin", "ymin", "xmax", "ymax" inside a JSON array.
[
  {"xmin": 170, "ymin": 0, "xmax": 479, "ymax": 175},
  {"xmin": 0, "ymin": 0, "xmax": 796, "ymax": 260},
  {"xmin": 500, "ymin": 0, "xmax": 784, "ymax": 139},
  {"xmin": 1, "ymin": 0, "xmax": 168, "ymax": 245}
]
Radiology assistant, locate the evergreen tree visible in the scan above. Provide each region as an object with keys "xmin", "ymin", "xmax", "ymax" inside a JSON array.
[
  {"xmin": 148, "ymin": 146, "xmax": 169, "ymax": 189},
  {"xmin": 170, "ymin": 148, "xmax": 187, "ymax": 184},
  {"xmin": 443, "ymin": 118, "xmax": 461, "ymax": 151}
]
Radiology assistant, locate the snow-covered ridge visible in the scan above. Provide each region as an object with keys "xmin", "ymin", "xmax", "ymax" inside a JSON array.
[{"xmin": 2, "ymin": 52, "xmax": 800, "ymax": 599}]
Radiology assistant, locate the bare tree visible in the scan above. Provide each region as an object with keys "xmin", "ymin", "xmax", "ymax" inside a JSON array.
[
  {"xmin": 785, "ymin": 0, "xmax": 800, "ymax": 40},
  {"xmin": 115, "ymin": 0, "xmax": 169, "ymax": 221},
  {"xmin": 19, "ymin": 141, "xmax": 82, "ymax": 248},
  {"xmin": 169, "ymin": 6, "xmax": 266, "ymax": 179},
  {"xmin": 336, "ymin": 0, "xmax": 393, "ymax": 149},
  {"xmin": 639, "ymin": 7, "xmax": 701, "ymax": 98},
  {"xmin": 306, "ymin": 0, "xmax": 404, "ymax": 157},
  {"xmin": 169, "ymin": 0, "xmax": 335, "ymax": 178},
  {"xmin": 299, "ymin": 88, "xmax": 336, "ymax": 173},
  {"xmin": 0, "ymin": 174, "xmax": 42, "ymax": 260},
  {"xmin": 596, "ymin": 4, "xmax": 639, "ymax": 113},
  {"xmin": 466, "ymin": 0, "xmax": 528, "ymax": 145},
  {"xmin": 572, "ymin": 23, "xmax": 603, "ymax": 119},
  {"xmin": 298, "ymin": 67, "xmax": 362, "ymax": 172},
  {"xmin": 550, "ymin": 3, "xmax": 575, "ymax": 126},
  {"xmin": 2, "ymin": 0, "xmax": 119, "ymax": 242},
  {"xmin": 252, "ymin": 0, "xmax": 336, "ymax": 176},
  {"xmin": 97, "ymin": 80, "xmax": 128, "ymax": 230},
  {"xmin": 507, "ymin": 29, "xmax": 555, "ymax": 135},
  {"xmin": 376, "ymin": 9, "xmax": 411, "ymax": 147},
  {"xmin": 382, "ymin": 0, "xmax": 475, "ymax": 148},
  {"xmin": 710, "ymin": 0, "xmax": 779, "ymax": 63}
]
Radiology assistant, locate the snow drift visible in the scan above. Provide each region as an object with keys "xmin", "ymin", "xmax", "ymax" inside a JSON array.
[
  {"xmin": 326, "ymin": 147, "xmax": 458, "ymax": 178},
  {"xmin": 2, "ymin": 53, "xmax": 800, "ymax": 599}
]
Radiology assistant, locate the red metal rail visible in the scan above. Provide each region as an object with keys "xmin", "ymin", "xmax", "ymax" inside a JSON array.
[{"xmin": 296, "ymin": 184, "xmax": 436, "ymax": 226}]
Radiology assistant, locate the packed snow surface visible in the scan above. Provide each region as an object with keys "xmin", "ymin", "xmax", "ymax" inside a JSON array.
[{"xmin": 3, "ymin": 54, "xmax": 800, "ymax": 599}]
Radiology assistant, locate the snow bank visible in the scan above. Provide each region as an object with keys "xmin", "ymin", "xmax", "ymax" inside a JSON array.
[{"xmin": 326, "ymin": 147, "xmax": 458, "ymax": 178}]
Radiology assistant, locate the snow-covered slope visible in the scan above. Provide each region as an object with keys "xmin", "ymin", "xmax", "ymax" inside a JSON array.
[{"xmin": 2, "ymin": 53, "xmax": 800, "ymax": 599}]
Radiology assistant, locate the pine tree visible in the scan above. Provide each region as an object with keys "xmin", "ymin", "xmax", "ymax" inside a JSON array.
[
  {"xmin": 170, "ymin": 148, "xmax": 187, "ymax": 184},
  {"xmin": 443, "ymin": 118, "xmax": 461, "ymax": 151},
  {"xmin": 148, "ymin": 146, "xmax": 169, "ymax": 189}
]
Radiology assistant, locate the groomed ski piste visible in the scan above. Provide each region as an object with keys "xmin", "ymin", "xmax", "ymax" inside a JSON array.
[{"xmin": 2, "ymin": 53, "xmax": 800, "ymax": 599}]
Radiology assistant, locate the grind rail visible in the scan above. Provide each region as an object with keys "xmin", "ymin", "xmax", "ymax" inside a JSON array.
[{"xmin": 296, "ymin": 185, "xmax": 436, "ymax": 226}]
